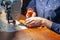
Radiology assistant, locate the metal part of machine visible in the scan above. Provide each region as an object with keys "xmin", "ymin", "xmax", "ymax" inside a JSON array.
[{"xmin": 11, "ymin": 0, "xmax": 23, "ymax": 20}]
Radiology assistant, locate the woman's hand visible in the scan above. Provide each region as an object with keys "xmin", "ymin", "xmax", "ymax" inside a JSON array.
[
  {"xmin": 25, "ymin": 17, "xmax": 53, "ymax": 28},
  {"xmin": 25, "ymin": 17, "xmax": 46, "ymax": 27}
]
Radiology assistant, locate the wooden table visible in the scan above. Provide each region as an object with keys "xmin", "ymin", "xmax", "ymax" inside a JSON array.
[
  {"xmin": 12, "ymin": 27, "xmax": 60, "ymax": 40},
  {"xmin": 12, "ymin": 14, "xmax": 60, "ymax": 40}
]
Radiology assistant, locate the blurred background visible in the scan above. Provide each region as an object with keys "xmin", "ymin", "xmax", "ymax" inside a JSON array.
[{"xmin": 0, "ymin": 0, "xmax": 31, "ymax": 40}]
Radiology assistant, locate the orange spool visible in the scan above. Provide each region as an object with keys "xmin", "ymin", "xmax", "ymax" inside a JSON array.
[{"xmin": 26, "ymin": 8, "xmax": 34, "ymax": 17}]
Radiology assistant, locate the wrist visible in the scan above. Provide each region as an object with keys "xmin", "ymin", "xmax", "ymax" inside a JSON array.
[{"xmin": 44, "ymin": 19, "xmax": 53, "ymax": 28}]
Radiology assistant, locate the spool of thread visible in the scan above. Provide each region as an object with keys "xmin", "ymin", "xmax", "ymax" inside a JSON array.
[{"xmin": 26, "ymin": 8, "xmax": 34, "ymax": 18}]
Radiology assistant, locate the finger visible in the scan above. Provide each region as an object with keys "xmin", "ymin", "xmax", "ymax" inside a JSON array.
[
  {"xmin": 25, "ymin": 20, "xmax": 33, "ymax": 24},
  {"xmin": 29, "ymin": 20, "xmax": 35, "ymax": 25},
  {"xmin": 25, "ymin": 18, "xmax": 32, "ymax": 21},
  {"xmin": 26, "ymin": 24, "xmax": 32, "ymax": 27},
  {"xmin": 25, "ymin": 19, "xmax": 34, "ymax": 24}
]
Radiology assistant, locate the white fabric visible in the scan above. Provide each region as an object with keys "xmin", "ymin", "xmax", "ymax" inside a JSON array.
[{"xmin": 0, "ymin": 6, "xmax": 16, "ymax": 32}]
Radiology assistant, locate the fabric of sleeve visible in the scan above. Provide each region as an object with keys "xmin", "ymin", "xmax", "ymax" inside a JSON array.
[
  {"xmin": 51, "ymin": 22, "xmax": 60, "ymax": 34},
  {"xmin": 26, "ymin": 0, "xmax": 36, "ymax": 10}
]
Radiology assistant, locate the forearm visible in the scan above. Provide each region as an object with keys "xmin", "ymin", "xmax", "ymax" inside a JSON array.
[
  {"xmin": 44, "ymin": 19, "xmax": 53, "ymax": 28},
  {"xmin": 45, "ymin": 19, "xmax": 60, "ymax": 34}
]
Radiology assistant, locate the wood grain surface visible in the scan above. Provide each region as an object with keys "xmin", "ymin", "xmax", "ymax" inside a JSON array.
[{"xmin": 12, "ymin": 27, "xmax": 60, "ymax": 40}]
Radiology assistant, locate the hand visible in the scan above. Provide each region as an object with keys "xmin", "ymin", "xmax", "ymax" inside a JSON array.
[
  {"xmin": 25, "ymin": 17, "xmax": 46, "ymax": 27},
  {"xmin": 25, "ymin": 17, "xmax": 53, "ymax": 28}
]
